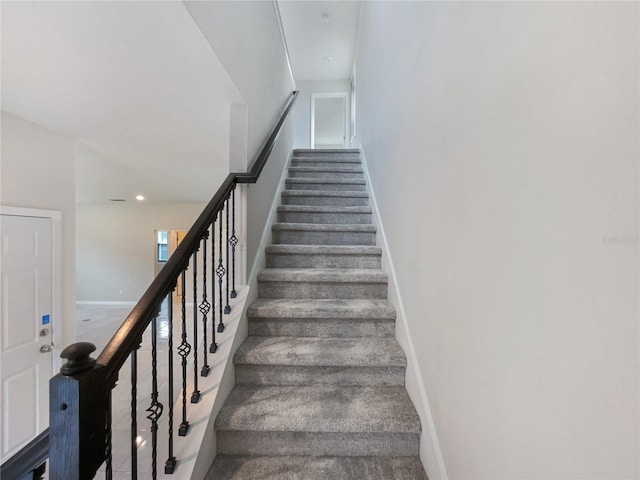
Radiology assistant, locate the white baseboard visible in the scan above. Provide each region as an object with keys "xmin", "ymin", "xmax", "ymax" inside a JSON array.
[{"xmin": 358, "ymin": 145, "xmax": 449, "ymax": 480}]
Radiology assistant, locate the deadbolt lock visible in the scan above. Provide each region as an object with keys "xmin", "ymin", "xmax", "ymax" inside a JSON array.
[{"xmin": 39, "ymin": 328, "xmax": 49, "ymax": 337}]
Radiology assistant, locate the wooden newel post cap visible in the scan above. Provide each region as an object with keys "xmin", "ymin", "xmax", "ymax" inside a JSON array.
[{"xmin": 60, "ymin": 342, "xmax": 97, "ymax": 376}]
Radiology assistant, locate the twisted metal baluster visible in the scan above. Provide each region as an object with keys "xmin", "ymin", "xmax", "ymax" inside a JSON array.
[
  {"xmin": 224, "ymin": 195, "xmax": 231, "ymax": 314},
  {"xmin": 146, "ymin": 312, "xmax": 164, "ymax": 480},
  {"xmin": 216, "ymin": 207, "xmax": 226, "ymax": 333},
  {"xmin": 200, "ymin": 230, "xmax": 211, "ymax": 376},
  {"xmin": 191, "ymin": 251, "xmax": 201, "ymax": 404},
  {"xmin": 165, "ymin": 292, "xmax": 177, "ymax": 473},
  {"xmin": 130, "ymin": 342, "xmax": 140, "ymax": 480},
  {"xmin": 230, "ymin": 186, "xmax": 238, "ymax": 299},
  {"xmin": 209, "ymin": 217, "xmax": 218, "ymax": 354},
  {"xmin": 178, "ymin": 271, "xmax": 190, "ymax": 436}
]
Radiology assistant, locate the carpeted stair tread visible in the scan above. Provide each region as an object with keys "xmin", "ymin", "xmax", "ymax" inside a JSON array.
[
  {"xmin": 277, "ymin": 205, "xmax": 372, "ymax": 216},
  {"xmin": 215, "ymin": 385, "xmax": 420, "ymax": 434},
  {"xmin": 207, "ymin": 455, "xmax": 428, "ymax": 480},
  {"xmin": 272, "ymin": 222, "xmax": 376, "ymax": 232},
  {"xmin": 234, "ymin": 336, "xmax": 406, "ymax": 368},
  {"xmin": 265, "ymin": 244, "xmax": 380, "ymax": 255},
  {"xmin": 247, "ymin": 298, "xmax": 396, "ymax": 320},
  {"xmin": 282, "ymin": 189, "xmax": 368, "ymax": 198}
]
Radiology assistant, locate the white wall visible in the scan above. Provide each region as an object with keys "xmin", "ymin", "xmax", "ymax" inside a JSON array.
[
  {"xmin": 1, "ymin": 112, "xmax": 77, "ymax": 347},
  {"xmin": 184, "ymin": 0, "xmax": 295, "ymax": 166},
  {"xmin": 353, "ymin": 2, "xmax": 639, "ymax": 480},
  {"xmin": 292, "ymin": 79, "xmax": 350, "ymax": 148},
  {"xmin": 76, "ymin": 203, "xmax": 204, "ymax": 302}
]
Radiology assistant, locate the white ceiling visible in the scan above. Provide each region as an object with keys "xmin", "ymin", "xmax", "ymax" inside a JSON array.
[
  {"xmin": 1, "ymin": 1, "xmax": 243, "ymax": 204},
  {"xmin": 278, "ymin": 1, "xmax": 361, "ymax": 81}
]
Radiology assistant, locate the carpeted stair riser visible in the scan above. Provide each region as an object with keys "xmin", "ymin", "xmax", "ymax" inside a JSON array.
[
  {"xmin": 288, "ymin": 166, "xmax": 364, "ymax": 179},
  {"xmin": 285, "ymin": 179, "xmax": 367, "ymax": 192},
  {"xmin": 281, "ymin": 190, "xmax": 369, "ymax": 207},
  {"xmin": 248, "ymin": 317, "xmax": 395, "ymax": 338},
  {"xmin": 236, "ymin": 365, "xmax": 405, "ymax": 387},
  {"xmin": 266, "ymin": 246, "xmax": 381, "ymax": 269},
  {"xmin": 272, "ymin": 229, "xmax": 376, "ymax": 246},
  {"xmin": 293, "ymin": 148, "xmax": 361, "ymax": 158},
  {"xmin": 209, "ymin": 455, "xmax": 428, "ymax": 480},
  {"xmin": 258, "ymin": 279, "xmax": 387, "ymax": 299},
  {"xmin": 217, "ymin": 431, "xmax": 420, "ymax": 457},
  {"xmin": 277, "ymin": 207, "xmax": 372, "ymax": 225}
]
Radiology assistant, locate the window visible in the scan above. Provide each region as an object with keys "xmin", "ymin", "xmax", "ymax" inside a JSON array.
[{"xmin": 157, "ymin": 231, "xmax": 168, "ymax": 262}]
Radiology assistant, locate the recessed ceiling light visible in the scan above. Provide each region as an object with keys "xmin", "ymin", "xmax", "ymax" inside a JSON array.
[
  {"xmin": 323, "ymin": 56, "xmax": 334, "ymax": 63},
  {"xmin": 136, "ymin": 195, "xmax": 145, "ymax": 201},
  {"xmin": 321, "ymin": 12, "xmax": 330, "ymax": 22}
]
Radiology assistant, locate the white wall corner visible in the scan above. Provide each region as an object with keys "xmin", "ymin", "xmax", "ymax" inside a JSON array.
[{"xmin": 358, "ymin": 145, "xmax": 449, "ymax": 480}]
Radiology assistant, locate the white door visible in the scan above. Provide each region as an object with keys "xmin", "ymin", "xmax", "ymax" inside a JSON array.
[
  {"xmin": 312, "ymin": 94, "xmax": 348, "ymax": 149},
  {"xmin": 0, "ymin": 214, "xmax": 53, "ymax": 462}
]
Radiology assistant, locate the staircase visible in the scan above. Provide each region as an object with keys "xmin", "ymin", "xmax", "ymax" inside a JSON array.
[{"xmin": 208, "ymin": 149, "xmax": 427, "ymax": 479}]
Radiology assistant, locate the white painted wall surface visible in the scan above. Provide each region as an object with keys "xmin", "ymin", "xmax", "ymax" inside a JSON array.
[
  {"xmin": 76, "ymin": 203, "xmax": 204, "ymax": 302},
  {"xmin": 1, "ymin": 112, "xmax": 77, "ymax": 347},
  {"xmin": 292, "ymin": 79, "xmax": 350, "ymax": 148},
  {"xmin": 353, "ymin": 2, "xmax": 639, "ymax": 479},
  {"xmin": 184, "ymin": 0, "xmax": 295, "ymax": 165}
]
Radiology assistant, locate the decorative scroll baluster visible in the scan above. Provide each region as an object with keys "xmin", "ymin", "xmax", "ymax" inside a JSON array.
[
  {"xmin": 230, "ymin": 186, "xmax": 238, "ymax": 299},
  {"xmin": 146, "ymin": 313, "xmax": 164, "ymax": 480},
  {"xmin": 191, "ymin": 251, "xmax": 201, "ymax": 404},
  {"xmin": 209, "ymin": 219, "xmax": 218, "ymax": 354},
  {"xmin": 216, "ymin": 209, "xmax": 226, "ymax": 333},
  {"xmin": 130, "ymin": 343, "xmax": 139, "ymax": 480},
  {"xmin": 200, "ymin": 231, "xmax": 211, "ymax": 376},
  {"xmin": 165, "ymin": 292, "xmax": 177, "ymax": 474},
  {"xmin": 178, "ymin": 271, "xmax": 190, "ymax": 436},
  {"xmin": 224, "ymin": 196, "xmax": 232, "ymax": 314}
]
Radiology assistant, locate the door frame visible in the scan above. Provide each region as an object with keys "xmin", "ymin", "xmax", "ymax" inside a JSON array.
[
  {"xmin": 310, "ymin": 92, "xmax": 349, "ymax": 149},
  {"xmin": 0, "ymin": 206, "xmax": 62, "ymax": 371}
]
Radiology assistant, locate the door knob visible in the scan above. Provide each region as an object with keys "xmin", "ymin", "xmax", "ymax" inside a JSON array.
[{"xmin": 40, "ymin": 345, "xmax": 52, "ymax": 353}]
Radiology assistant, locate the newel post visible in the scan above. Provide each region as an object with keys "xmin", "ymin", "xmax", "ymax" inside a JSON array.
[{"xmin": 49, "ymin": 342, "xmax": 110, "ymax": 480}]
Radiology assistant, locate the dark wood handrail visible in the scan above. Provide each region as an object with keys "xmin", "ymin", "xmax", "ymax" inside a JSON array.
[
  {"xmin": 0, "ymin": 428, "xmax": 49, "ymax": 480},
  {"xmin": 96, "ymin": 90, "xmax": 298, "ymax": 382}
]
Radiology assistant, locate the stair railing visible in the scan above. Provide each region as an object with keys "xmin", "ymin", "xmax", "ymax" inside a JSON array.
[{"xmin": 1, "ymin": 90, "xmax": 298, "ymax": 480}]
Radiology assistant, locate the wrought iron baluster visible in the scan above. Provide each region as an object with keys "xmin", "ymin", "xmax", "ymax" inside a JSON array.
[
  {"xmin": 224, "ymin": 195, "xmax": 231, "ymax": 314},
  {"xmin": 209, "ymin": 218, "xmax": 218, "ymax": 354},
  {"xmin": 130, "ymin": 343, "xmax": 140, "ymax": 480},
  {"xmin": 216, "ymin": 207, "xmax": 226, "ymax": 333},
  {"xmin": 165, "ymin": 292, "xmax": 177, "ymax": 474},
  {"xmin": 200, "ymin": 230, "xmax": 211, "ymax": 376},
  {"xmin": 191, "ymin": 251, "xmax": 201, "ymax": 404},
  {"xmin": 105, "ymin": 388, "xmax": 113, "ymax": 480},
  {"xmin": 178, "ymin": 271, "xmax": 190, "ymax": 436},
  {"xmin": 230, "ymin": 186, "xmax": 238, "ymax": 299},
  {"xmin": 146, "ymin": 312, "xmax": 164, "ymax": 480}
]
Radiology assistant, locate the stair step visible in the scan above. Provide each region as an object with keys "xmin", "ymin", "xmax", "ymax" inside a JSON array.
[
  {"xmin": 272, "ymin": 223, "xmax": 376, "ymax": 246},
  {"xmin": 207, "ymin": 455, "xmax": 428, "ymax": 480},
  {"xmin": 258, "ymin": 268, "xmax": 388, "ymax": 299},
  {"xmin": 288, "ymin": 166, "xmax": 364, "ymax": 179},
  {"xmin": 266, "ymin": 244, "xmax": 381, "ymax": 269},
  {"xmin": 215, "ymin": 385, "xmax": 420, "ymax": 456},
  {"xmin": 247, "ymin": 299, "xmax": 396, "ymax": 338},
  {"xmin": 235, "ymin": 336, "xmax": 406, "ymax": 386},
  {"xmin": 291, "ymin": 159, "xmax": 362, "ymax": 169},
  {"xmin": 277, "ymin": 205, "xmax": 373, "ymax": 225},
  {"xmin": 285, "ymin": 178, "xmax": 367, "ymax": 192},
  {"xmin": 293, "ymin": 149, "xmax": 360, "ymax": 160},
  {"xmin": 282, "ymin": 190, "xmax": 369, "ymax": 207}
]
